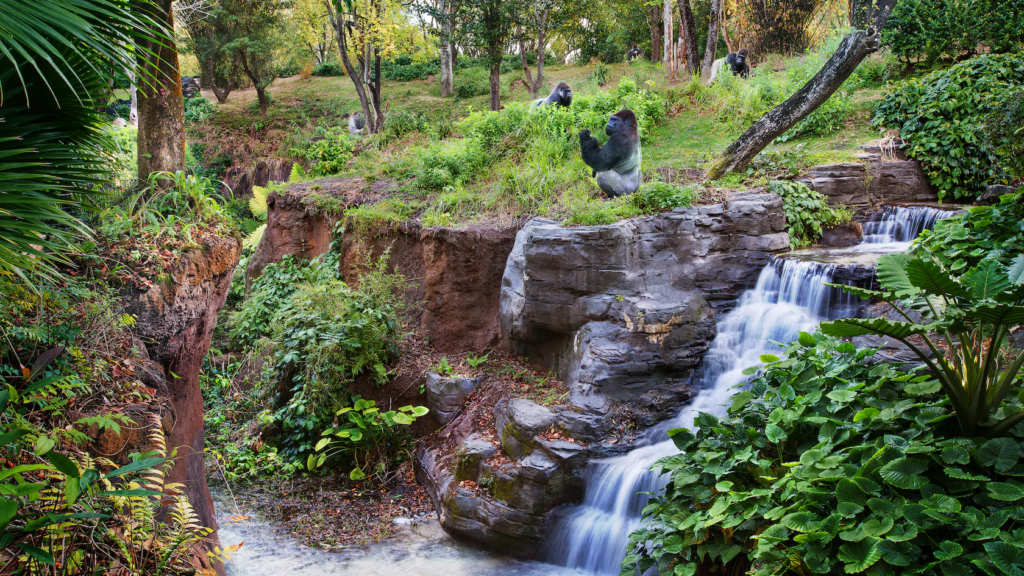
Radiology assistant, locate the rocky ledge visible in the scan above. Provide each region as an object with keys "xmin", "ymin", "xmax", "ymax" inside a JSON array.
[{"xmin": 416, "ymin": 191, "xmax": 790, "ymax": 555}]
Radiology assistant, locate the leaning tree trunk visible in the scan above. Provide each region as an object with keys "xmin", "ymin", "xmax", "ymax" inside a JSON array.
[
  {"xmin": 700, "ymin": 0, "xmax": 722, "ymax": 79},
  {"xmin": 677, "ymin": 0, "xmax": 700, "ymax": 74},
  {"xmin": 203, "ymin": 56, "xmax": 232, "ymax": 104},
  {"xmin": 705, "ymin": 27, "xmax": 883, "ymax": 179},
  {"xmin": 133, "ymin": 0, "xmax": 185, "ymax": 182}
]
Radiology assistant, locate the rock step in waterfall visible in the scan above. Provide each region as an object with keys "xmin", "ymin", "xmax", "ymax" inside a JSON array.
[{"xmin": 546, "ymin": 204, "xmax": 958, "ymax": 575}]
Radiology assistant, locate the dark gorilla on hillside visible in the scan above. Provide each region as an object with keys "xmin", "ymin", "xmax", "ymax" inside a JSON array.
[
  {"xmin": 579, "ymin": 109, "xmax": 642, "ymax": 197},
  {"xmin": 532, "ymin": 82, "xmax": 573, "ymax": 108},
  {"xmin": 725, "ymin": 48, "xmax": 750, "ymax": 78},
  {"xmin": 626, "ymin": 44, "xmax": 642, "ymax": 62}
]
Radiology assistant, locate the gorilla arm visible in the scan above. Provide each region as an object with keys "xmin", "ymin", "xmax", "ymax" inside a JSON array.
[{"xmin": 579, "ymin": 129, "xmax": 621, "ymax": 175}]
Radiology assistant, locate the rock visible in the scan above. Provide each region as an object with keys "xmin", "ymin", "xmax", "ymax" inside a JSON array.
[
  {"xmin": 223, "ymin": 159, "xmax": 296, "ymax": 199},
  {"xmin": 976, "ymin": 185, "xmax": 1018, "ymax": 206},
  {"xmin": 495, "ymin": 399, "xmax": 555, "ymax": 459},
  {"xmin": 425, "ymin": 373, "xmax": 479, "ymax": 425},
  {"xmin": 455, "ymin": 434, "xmax": 498, "ymax": 481},
  {"xmin": 819, "ymin": 221, "xmax": 863, "ymax": 247},
  {"xmin": 182, "ymin": 76, "xmax": 201, "ymax": 100},
  {"xmin": 121, "ymin": 234, "xmax": 240, "ymax": 551},
  {"xmin": 852, "ymin": 334, "xmax": 930, "ymax": 370},
  {"xmin": 800, "ymin": 156, "xmax": 938, "ymax": 214}
]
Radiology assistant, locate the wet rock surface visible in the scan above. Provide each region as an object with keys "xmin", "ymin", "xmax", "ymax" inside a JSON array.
[
  {"xmin": 417, "ymin": 191, "xmax": 789, "ymax": 555},
  {"xmin": 425, "ymin": 373, "xmax": 480, "ymax": 425},
  {"xmin": 819, "ymin": 221, "xmax": 864, "ymax": 247}
]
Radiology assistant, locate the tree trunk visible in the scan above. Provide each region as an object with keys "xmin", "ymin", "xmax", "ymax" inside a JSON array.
[
  {"xmin": 488, "ymin": 58, "xmax": 501, "ymax": 111},
  {"xmin": 534, "ymin": 23, "xmax": 546, "ymax": 95},
  {"xmin": 133, "ymin": 0, "xmax": 186, "ymax": 183},
  {"xmin": 203, "ymin": 56, "xmax": 231, "ymax": 103},
  {"xmin": 439, "ymin": 0, "xmax": 454, "ymax": 97},
  {"xmin": 326, "ymin": 6, "xmax": 377, "ymax": 134},
  {"xmin": 452, "ymin": 44, "xmax": 458, "ymax": 70},
  {"xmin": 648, "ymin": 6, "xmax": 663, "ymax": 63},
  {"xmin": 677, "ymin": 0, "xmax": 699, "ymax": 74},
  {"xmin": 700, "ymin": 0, "xmax": 722, "ymax": 79},
  {"xmin": 517, "ymin": 24, "xmax": 536, "ymax": 95},
  {"xmin": 705, "ymin": 28, "xmax": 883, "ymax": 179},
  {"xmin": 127, "ymin": 69, "xmax": 139, "ymax": 126},
  {"xmin": 663, "ymin": 0, "xmax": 673, "ymax": 77}
]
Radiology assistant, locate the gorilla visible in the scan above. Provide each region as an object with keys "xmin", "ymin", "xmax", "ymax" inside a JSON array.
[
  {"xmin": 725, "ymin": 48, "xmax": 750, "ymax": 78},
  {"xmin": 626, "ymin": 44, "xmax": 642, "ymax": 62},
  {"xmin": 532, "ymin": 82, "xmax": 573, "ymax": 108},
  {"xmin": 579, "ymin": 109, "xmax": 642, "ymax": 197},
  {"xmin": 348, "ymin": 111, "xmax": 365, "ymax": 135}
]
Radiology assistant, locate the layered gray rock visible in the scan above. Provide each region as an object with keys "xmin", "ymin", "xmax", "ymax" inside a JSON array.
[
  {"xmin": 417, "ymin": 191, "xmax": 789, "ymax": 555},
  {"xmin": 800, "ymin": 145, "xmax": 938, "ymax": 213},
  {"xmin": 424, "ymin": 373, "xmax": 479, "ymax": 425}
]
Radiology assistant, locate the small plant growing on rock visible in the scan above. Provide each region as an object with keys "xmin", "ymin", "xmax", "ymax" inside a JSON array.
[
  {"xmin": 466, "ymin": 354, "xmax": 489, "ymax": 368},
  {"xmin": 434, "ymin": 356, "xmax": 455, "ymax": 377}
]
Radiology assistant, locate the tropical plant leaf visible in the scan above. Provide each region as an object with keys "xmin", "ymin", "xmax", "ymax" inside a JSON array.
[
  {"xmin": 964, "ymin": 304, "xmax": 1024, "ymax": 326},
  {"xmin": 876, "ymin": 253, "xmax": 920, "ymax": 297},
  {"xmin": 905, "ymin": 256, "xmax": 970, "ymax": 299},
  {"xmin": 985, "ymin": 541, "xmax": 1024, "ymax": 576},
  {"xmin": 819, "ymin": 317, "xmax": 938, "ymax": 340},
  {"xmin": 988, "ymin": 482, "xmax": 1024, "ymax": 502},
  {"xmin": 979, "ymin": 438, "xmax": 1021, "ymax": 473},
  {"xmin": 880, "ymin": 457, "xmax": 930, "ymax": 490},
  {"xmin": 963, "ymin": 260, "xmax": 1012, "ymax": 300},
  {"xmin": 1008, "ymin": 254, "xmax": 1024, "ymax": 286},
  {"xmin": 838, "ymin": 538, "xmax": 883, "ymax": 573}
]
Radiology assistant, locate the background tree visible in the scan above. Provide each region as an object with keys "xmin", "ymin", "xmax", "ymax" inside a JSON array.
[
  {"xmin": 699, "ymin": 0, "xmax": 722, "ymax": 78},
  {"xmin": 463, "ymin": 0, "xmax": 517, "ymax": 110},
  {"xmin": 132, "ymin": 0, "xmax": 186, "ymax": 182},
  {"xmin": 677, "ymin": 0, "xmax": 700, "ymax": 72},
  {"xmin": 221, "ymin": 0, "xmax": 288, "ymax": 116},
  {"xmin": 705, "ymin": 0, "xmax": 900, "ymax": 179},
  {"xmin": 185, "ymin": 8, "xmax": 244, "ymax": 104},
  {"xmin": 293, "ymin": 0, "xmax": 337, "ymax": 65}
]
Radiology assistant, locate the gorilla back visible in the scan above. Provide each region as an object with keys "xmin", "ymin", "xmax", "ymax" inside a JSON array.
[
  {"xmin": 532, "ymin": 82, "xmax": 573, "ymax": 108},
  {"xmin": 579, "ymin": 109, "xmax": 642, "ymax": 197}
]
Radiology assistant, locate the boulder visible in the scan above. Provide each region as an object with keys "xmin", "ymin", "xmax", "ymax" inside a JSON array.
[
  {"xmin": 819, "ymin": 221, "xmax": 864, "ymax": 247},
  {"xmin": 800, "ymin": 152, "xmax": 939, "ymax": 214},
  {"xmin": 495, "ymin": 398, "xmax": 555, "ymax": 458},
  {"xmin": 976, "ymin": 185, "xmax": 1018, "ymax": 206},
  {"xmin": 425, "ymin": 373, "xmax": 479, "ymax": 425},
  {"xmin": 182, "ymin": 76, "xmax": 201, "ymax": 100}
]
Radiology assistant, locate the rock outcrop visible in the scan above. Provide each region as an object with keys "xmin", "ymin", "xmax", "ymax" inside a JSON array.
[
  {"xmin": 122, "ymin": 234, "xmax": 241, "ymax": 559},
  {"xmin": 800, "ymin": 145, "xmax": 937, "ymax": 213},
  {"xmin": 417, "ymin": 191, "xmax": 790, "ymax": 555},
  {"xmin": 425, "ymin": 373, "xmax": 480, "ymax": 425}
]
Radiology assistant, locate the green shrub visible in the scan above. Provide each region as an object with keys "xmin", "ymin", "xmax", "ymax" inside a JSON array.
[
  {"xmin": 768, "ymin": 180, "xmax": 851, "ymax": 247},
  {"xmin": 415, "ymin": 139, "xmax": 488, "ymax": 190},
  {"xmin": 873, "ymin": 53, "xmax": 1024, "ymax": 200},
  {"xmin": 914, "ymin": 187, "xmax": 1024, "ymax": 273},
  {"xmin": 312, "ymin": 61, "xmax": 346, "ymax": 76},
  {"xmin": 454, "ymin": 67, "xmax": 491, "ymax": 99},
  {"xmin": 375, "ymin": 109, "xmax": 427, "ymax": 147},
  {"xmin": 624, "ymin": 334, "xmax": 1024, "ymax": 576},
  {"xmin": 882, "ymin": 0, "xmax": 1024, "ymax": 64},
  {"xmin": 630, "ymin": 180, "xmax": 699, "ymax": 214},
  {"xmin": 184, "ymin": 96, "xmax": 214, "ymax": 124},
  {"xmin": 380, "ymin": 56, "xmax": 440, "ymax": 81},
  {"xmin": 297, "ymin": 127, "xmax": 356, "ymax": 176}
]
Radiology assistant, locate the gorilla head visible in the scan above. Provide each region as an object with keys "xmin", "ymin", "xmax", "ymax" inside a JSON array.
[
  {"xmin": 579, "ymin": 109, "xmax": 642, "ymax": 197},
  {"xmin": 533, "ymin": 82, "xmax": 573, "ymax": 108}
]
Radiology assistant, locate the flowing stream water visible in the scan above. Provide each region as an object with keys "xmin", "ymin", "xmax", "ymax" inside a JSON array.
[
  {"xmin": 215, "ymin": 205, "xmax": 957, "ymax": 575},
  {"xmin": 544, "ymin": 204, "xmax": 957, "ymax": 575}
]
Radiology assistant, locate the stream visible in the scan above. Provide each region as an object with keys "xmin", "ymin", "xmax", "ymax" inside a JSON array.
[{"xmin": 215, "ymin": 204, "xmax": 956, "ymax": 575}]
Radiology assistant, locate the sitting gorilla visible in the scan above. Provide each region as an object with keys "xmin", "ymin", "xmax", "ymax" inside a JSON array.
[
  {"xmin": 626, "ymin": 44, "xmax": 642, "ymax": 62},
  {"xmin": 532, "ymin": 82, "xmax": 573, "ymax": 108},
  {"xmin": 579, "ymin": 109, "xmax": 642, "ymax": 197},
  {"xmin": 725, "ymin": 48, "xmax": 750, "ymax": 78},
  {"xmin": 348, "ymin": 112, "xmax": 365, "ymax": 135}
]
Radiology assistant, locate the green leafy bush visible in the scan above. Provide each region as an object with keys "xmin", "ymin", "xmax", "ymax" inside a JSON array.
[
  {"xmin": 415, "ymin": 139, "xmax": 488, "ymax": 190},
  {"xmin": 625, "ymin": 334, "xmax": 1024, "ymax": 576},
  {"xmin": 312, "ymin": 61, "xmax": 346, "ymax": 77},
  {"xmin": 630, "ymin": 180, "xmax": 699, "ymax": 213},
  {"xmin": 768, "ymin": 180, "xmax": 851, "ymax": 247},
  {"xmin": 915, "ymin": 187, "xmax": 1024, "ymax": 273},
  {"xmin": 882, "ymin": 0, "xmax": 1024, "ymax": 64},
  {"xmin": 375, "ymin": 109, "xmax": 428, "ymax": 147},
  {"xmin": 873, "ymin": 53, "xmax": 1024, "ymax": 200},
  {"xmin": 296, "ymin": 127, "xmax": 356, "ymax": 177},
  {"xmin": 380, "ymin": 56, "xmax": 440, "ymax": 81},
  {"xmin": 184, "ymin": 96, "xmax": 215, "ymax": 124},
  {"xmin": 454, "ymin": 67, "xmax": 491, "ymax": 99},
  {"xmin": 308, "ymin": 397, "xmax": 428, "ymax": 480}
]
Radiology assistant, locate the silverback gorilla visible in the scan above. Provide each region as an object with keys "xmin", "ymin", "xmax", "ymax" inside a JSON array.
[
  {"xmin": 579, "ymin": 109, "xmax": 642, "ymax": 197},
  {"xmin": 532, "ymin": 82, "xmax": 573, "ymax": 108},
  {"xmin": 725, "ymin": 48, "xmax": 750, "ymax": 78},
  {"xmin": 348, "ymin": 112, "xmax": 365, "ymax": 135}
]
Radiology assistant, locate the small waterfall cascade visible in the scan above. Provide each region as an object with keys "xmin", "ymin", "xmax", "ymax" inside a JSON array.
[
  {"xmin": 861, "ymin": 205, "xmax": 956, "ymax": 245},
  {"xmin": 546, "ymin": 258, "xmax": 852, "ymax": 574},
  {"xmin": 544, "ymin": 204, "xmax": 957, "ymax": 575}
]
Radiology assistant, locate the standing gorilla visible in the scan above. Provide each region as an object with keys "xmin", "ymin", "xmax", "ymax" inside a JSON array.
[
  {"xmin": 725, "ymin": 48, "xmax": 750, "ymax": 78},
  {"xmin": 626, "ymin": 44, "xmax": 642, "ymax": 62},
  {"xmin": 532, "ymin": 82, "xmax": 573, "ymax": 108},
  {"xmin": 579, "ymin": 109, "xmax": 642, "ymax": 197}
]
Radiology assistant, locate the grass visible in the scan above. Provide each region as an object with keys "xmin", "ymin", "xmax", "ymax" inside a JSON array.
[{"xmin": 187, "ymin": 43, "xmax": 896, "ymax": 229}]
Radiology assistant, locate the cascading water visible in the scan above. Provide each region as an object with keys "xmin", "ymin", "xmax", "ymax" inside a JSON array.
[
  {"xmin": 546, "ymin": 204, "xmax": 955, "ymax": 575},
  {"xmin": 546, "ymin": 258, "xmax": 849, "ymax": 574},
  {"xmin": 861, "ymin": 205, "xmax": 955, "ymax": 245}
]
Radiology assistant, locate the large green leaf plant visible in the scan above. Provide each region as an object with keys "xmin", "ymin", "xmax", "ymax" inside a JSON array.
[{"xmin": 820, "ymin": 249, "xmax": 1024, "ymax": 437}]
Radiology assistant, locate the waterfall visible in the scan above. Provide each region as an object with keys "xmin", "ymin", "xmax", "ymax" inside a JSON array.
[
  {"xmin": 861, "ymin": 205, "xmax": 955, "ymax": 245},
  {"xmin": 545, "ymin": 258, "xmax": 845, "ymax": 574},
  {"xmin": 545, "ymin": 204, "xmax": 956, "ymax": 575}
]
